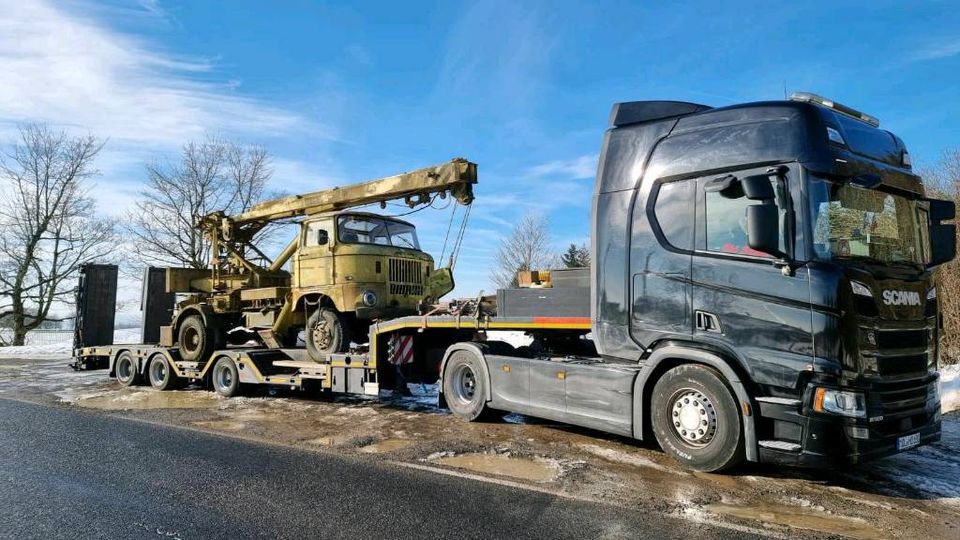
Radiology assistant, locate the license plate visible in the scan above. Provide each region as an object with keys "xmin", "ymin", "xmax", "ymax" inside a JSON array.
[{"xmin": 897, "ymin": 432, "xmax": 921, "ymax": 451}]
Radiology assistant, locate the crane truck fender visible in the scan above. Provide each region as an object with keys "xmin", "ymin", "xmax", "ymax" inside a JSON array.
[
  {"xmin": 633, "ymin": 345, "xmax": 759, "ymax": 463},
  {"xmin": 438, "ymin": 342, "xmax": 494, "ymax": 406}
]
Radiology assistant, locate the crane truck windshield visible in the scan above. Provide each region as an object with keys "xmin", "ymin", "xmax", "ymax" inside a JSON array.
[
  {"xmin": 809, "ymin": 176, "xmax": 929, "ymax": 266},
  {"xmin": 337, "ymin": 215, "xmax": 421, "ymax": 250}
]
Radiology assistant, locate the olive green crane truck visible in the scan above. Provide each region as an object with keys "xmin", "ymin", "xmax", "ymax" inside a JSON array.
[{"xmin": 161, "ymin": 159, "xmax": 477, "ymax": 363}]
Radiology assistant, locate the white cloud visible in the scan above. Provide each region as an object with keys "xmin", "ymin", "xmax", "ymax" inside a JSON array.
[
  {"xmin": 910, "ymin": 38, "xmax": 960, "ymax": 61},
  {"xmin": 525, "ymin": 154, "xmax": 598, "ymax": 180},
  {"xmin": 0, "ymin": 0, "xmax": 329, "ymax": 148}
]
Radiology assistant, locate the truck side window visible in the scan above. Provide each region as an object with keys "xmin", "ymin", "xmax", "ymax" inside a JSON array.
[
  {"xmin": 304, "ymin": 222, "xmax": 328, "ymax": 247},
  {"xmin": 704, "ymin": 177, "xmax": 786, "ymax": 258},
  {"xmin": 653, "ymin": 180, "xmax": 695, "ymax": 250}
]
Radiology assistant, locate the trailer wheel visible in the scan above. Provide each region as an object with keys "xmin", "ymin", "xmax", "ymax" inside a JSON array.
[
  {"xmin": 305, "ymin": 308, "xmax": 348, "ymax": 362},
  {"xmin": 211, "ymin": 357, "xmax": 241, "ymax": 397},
  {"xmin": 115, "ymin": 351, "xmax": 142, "ymax": 386},
  {"xmin": 148, "ymin": 355, "xmax": 179, "ymax": 391},
  {"xmin": 650, "ymin": 364, "xmax": 744, "ymax": 472},
  {"xmin": 178, "ymin": 315, "xmax": 214, "ymax": 362},
  {"xmin": 442, "ymin": 350, "xmax": 502, "ymax": 422}
]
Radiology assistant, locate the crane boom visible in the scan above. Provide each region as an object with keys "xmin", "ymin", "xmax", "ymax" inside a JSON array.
[
  {"xmin": 233, "ymin": 158, "xmax": 476, "ymax": 225},
  {"xmin": 199, "ymin": 158, "xmax": 477, "ymax": 278}
]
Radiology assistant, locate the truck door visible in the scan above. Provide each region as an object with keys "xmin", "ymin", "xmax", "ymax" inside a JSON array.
[
  {"xmin": 296, "ymin": 220, "xmax": 334, "ymax": 288},
  {"xmin": 629, "ymin": 179, "xmax": 696, "ymax": 347},
  {"xmin": 691, "ymin": 166, "xmax": 813, "ymax": 390}
]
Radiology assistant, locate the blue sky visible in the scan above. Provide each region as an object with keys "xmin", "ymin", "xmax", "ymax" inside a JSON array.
[{"xmin": 1, "ymin": 0, "xmax": 959, "ymax": 297}]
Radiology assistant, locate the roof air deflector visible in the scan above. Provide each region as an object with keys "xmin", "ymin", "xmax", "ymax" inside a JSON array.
[{"xmin": 609, "ymin": 101, "xmax": 712, "ymax": 127}]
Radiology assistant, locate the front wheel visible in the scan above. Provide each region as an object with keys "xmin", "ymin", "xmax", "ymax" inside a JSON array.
[
  {"xmin": 305, "ymin": 308, "xmax": 349, "ymax": 362},
  {"xmin": 650, "ymin": 364, "xmax": 744, "ymax": 472}
]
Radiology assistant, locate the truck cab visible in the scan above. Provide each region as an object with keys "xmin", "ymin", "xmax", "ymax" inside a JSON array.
[{"xmin": 591, "ymin": 93, "xmax": 955, "ymax": 467}]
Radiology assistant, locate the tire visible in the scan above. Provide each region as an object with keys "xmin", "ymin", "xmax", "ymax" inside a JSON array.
[
  {"xmin": 305, "ymin": 308, "xmax": 349, "ymax": 362},
  {"xmin": 651, "ymin": 364, "xmax": 745, "ymax": 472},
  {"xmin": 211, "ymin": 356, "xmax": 241, "ymax": 397},
  {"xmin": 115, "ymin": 351, "xmax": 142, "ymax": 386},
  {"xmin": 441, "ymin": 350, "xmax": 502, "ymax": 422},
  {"xmin": 148, "ymin": 354, "xmax": 179, "ymax": 391},
  {"xmin": 178, "ymin": 315, "xmax": 214, "ymax": 362}
]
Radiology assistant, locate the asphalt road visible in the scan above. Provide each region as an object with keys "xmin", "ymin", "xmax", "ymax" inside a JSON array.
[{"xmin": 0, "ymin": 398, "xmax": 754, "ymax": 539}]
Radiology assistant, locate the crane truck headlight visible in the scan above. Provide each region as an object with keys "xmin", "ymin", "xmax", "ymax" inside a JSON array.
[
  {"xmin": 361, "ymin": 290, "xmax": 378, "ymax": 307},
  {"xmin": 813, "ymin": 387, "xmax": 866, "ymax": 418}
]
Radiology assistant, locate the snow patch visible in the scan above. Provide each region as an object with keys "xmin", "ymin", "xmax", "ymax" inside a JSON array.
[
  {"xmin": 0, "ymin": 328, "xmax": 142, "ymax": 359},
  {"xmin": 941, "ymin": 364, "xmax": 960, "ymax": 414}
]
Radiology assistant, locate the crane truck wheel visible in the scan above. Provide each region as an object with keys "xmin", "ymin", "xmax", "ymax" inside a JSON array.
[
  {"xmin": 211, "ymin": 356, "xmax": 241, "ymax": 397},
  {"xmin": 650, "ymin": 364, "xmax": 745, "ymax": 472},
  {"xmin": 178, "ymin": 314, "xmax": 214, "ymax": 363},
  {"xmin": 114, "ymin": 351, "xmax": 142, "ymax": 386},
  {"xmin": 305, "ymin": 308, "xmax": 349, "ymax": 361},
  {"xmin": 148, "ymin": 354, "xmax": 179, "ymax": 391},
  {"xmin": 442, "ymin": 350, "xmax": 503, "ymax": 422}
]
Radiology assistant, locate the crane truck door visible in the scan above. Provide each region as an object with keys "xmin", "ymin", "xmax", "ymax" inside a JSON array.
[
  {"xmin": 690, "ymin": 167, "xmax": 813, "ymax": 389},
  {"xmin": 296, "ymin": 220, "xmax": 334, "ymax": 288}
]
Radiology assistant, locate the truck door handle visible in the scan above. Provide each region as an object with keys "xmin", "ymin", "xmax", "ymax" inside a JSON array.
[{"xmin": 695, "ymin": 311, "xmax": 722, "ymax": 333}]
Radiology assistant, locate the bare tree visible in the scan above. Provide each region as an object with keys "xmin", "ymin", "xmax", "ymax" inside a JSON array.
[
  {"xmin": 922, "ymin": 149, "xmax": 960, "ymax": 364},
  {"xmin": 0, "ymin": 125, "xmax": 115, "ymax": 346},
  {"xmin": 123, "ymin": 135, "xmax": 272, "ymax": 269},
  {"xmin": 491, "ymin": 212, "xmax": 555, "ymax": 288}
]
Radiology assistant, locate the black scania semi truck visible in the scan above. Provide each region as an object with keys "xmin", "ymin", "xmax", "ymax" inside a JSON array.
[
  {"xmin": 83, "ymin": 92, "xmax": 955, "ymax": 473},
  {"xmin": 440, "ymin": 92, "xmax": 956, "ymax": 472}
]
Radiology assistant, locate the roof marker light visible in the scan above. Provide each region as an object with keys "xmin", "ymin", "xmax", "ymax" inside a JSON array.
[{"xmin": 789, "ymin": 92, "xmax": 881, "ymax": 127}]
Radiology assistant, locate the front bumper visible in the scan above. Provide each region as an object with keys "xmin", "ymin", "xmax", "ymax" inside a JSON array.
[{"xmin": 755, "ymin": 384, "xmax": 941, "ymax": 468}]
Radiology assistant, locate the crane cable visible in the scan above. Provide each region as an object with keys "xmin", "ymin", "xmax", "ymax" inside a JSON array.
[
  {"xmin": 448, "ymin": 202, "xmax": 472, "ymax": 270},
  {"xmin": 439, "ymin": 201, "xmax": 459, "ymax": 266}
]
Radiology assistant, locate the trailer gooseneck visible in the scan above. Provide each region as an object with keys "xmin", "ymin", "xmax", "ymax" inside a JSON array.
[{"xmin": 76, "ymin": 92, "xmax": 955, "ymax": 472}]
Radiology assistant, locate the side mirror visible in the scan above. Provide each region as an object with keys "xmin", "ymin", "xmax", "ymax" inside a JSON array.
[
  {"xmin": 927, "ymin": 199, "xmax": 956, "ymax": 267},
  {"xmin": 746, "ymin": 204, "xmax": 787, "ymax": 259},
  {"xmin": 317, "ymin": 229, "xmax": 329, "ymax": 246},
  {"xmin": 741, "ymin": 174, "xmax": 775, "ymax": 200}
]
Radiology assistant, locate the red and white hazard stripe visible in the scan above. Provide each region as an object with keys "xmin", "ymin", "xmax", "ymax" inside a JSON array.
[{"xmin": 389, "ymin": 334, "xmax": 414, "ymax": 365}]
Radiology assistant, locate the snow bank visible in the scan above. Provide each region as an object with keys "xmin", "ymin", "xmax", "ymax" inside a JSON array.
[
  {"xmin": 0, "ymin": 328, "xmax": 142, "ymax": 360},
  {"xmin": 942, "ymin": 363, "xmax": 960, "ymax": 414}
]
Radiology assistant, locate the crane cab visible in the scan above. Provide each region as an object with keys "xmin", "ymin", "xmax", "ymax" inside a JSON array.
[{"xmin": 293, "ymin": 211, "xmax": 439, "ymax": 320}]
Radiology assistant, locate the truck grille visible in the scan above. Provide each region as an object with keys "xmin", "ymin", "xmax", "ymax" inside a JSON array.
[
  {"xmin": 861, "ymin": 326, "xmax": 932, "ymax": 378},
  {"xmin": 388, "ymin": 258, "xmax": 424, "ymax": 296},
  {"xmin": 873, "ymin": 379, "xmax": 930, "ymax": 415}
]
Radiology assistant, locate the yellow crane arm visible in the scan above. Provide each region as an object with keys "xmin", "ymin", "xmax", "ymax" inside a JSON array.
[{"xmin": 230, "ymin": 158, "xmax": 477, "ymax": 225}]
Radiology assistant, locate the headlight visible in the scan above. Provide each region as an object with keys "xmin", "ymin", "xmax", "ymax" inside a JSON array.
[
  {"xmin": 813, "ymin": 387, "xmax": 866, "ymax": 418},
  {"xmin": 927, "ymin": 287, "xmax": 937, "ymax": 301},
  {"xmin": 361, "ymin": 290, "xmax": 378, "ymax": 307},
  {"xmin": 850, "ymin": 281, "xmax": 872, "ymax": 297}
]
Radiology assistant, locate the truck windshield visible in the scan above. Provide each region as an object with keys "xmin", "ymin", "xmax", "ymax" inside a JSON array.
[
  {"xmin": 337, "ymin": 215, "xmax": 420, "ymax": 250},
  {"xmin": 809, "ymin": 176, "xmax": 928, "ymax": 266}
]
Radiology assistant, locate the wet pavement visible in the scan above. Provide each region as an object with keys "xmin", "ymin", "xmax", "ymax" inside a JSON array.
[{"xmin": 1, "ymin": 356, "xmax": 959, "ymax": 539}]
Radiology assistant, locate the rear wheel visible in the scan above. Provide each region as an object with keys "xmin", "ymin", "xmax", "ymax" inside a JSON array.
[
  {"xmin": 442, "ymin": 350, "xmax": 502, "ymax": 422},
  {"xmin": 115, "ymin": 351, "xmax": 141, "ymax": 386},
  {"xmin": 148, "ymin": 355, "xmax": 179, "ymax": 391},
  {"xmin": 211, "ymin": 357, "xmax": 241, "ymax": 397},
  {"xmin": 305, "ymin": 308, "xmax": 349, "ymax": 362},
  {"xmin": 178, "ymin": 315, "xmax": 214, "ymax": 362},
  {"xmin": 651, "ymin": 364, "xmax": 744, "ymax": 472}
]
